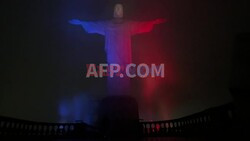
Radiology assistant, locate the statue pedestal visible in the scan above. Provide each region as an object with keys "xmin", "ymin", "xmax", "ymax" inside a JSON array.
[{"xmin": 98, "ymin": 95, "xmax": 141, "ymax": 138}]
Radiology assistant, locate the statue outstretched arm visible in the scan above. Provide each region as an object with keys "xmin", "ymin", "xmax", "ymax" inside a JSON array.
[
  {"xmin": 69, "ymin": 19, "xmax": 82, "ymax": 25},
  {"xmin": 69, "ymin": 19, "xmax": 106, "ymax": 35},
  {"xmin": 130, "ymin": 18, "xmax": 166, "ymax": 35}
]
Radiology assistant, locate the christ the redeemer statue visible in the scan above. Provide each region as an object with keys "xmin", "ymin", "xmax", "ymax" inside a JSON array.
[{"xmin": 69, "ymin": 4, "xmax": 166, "ymax": 95}]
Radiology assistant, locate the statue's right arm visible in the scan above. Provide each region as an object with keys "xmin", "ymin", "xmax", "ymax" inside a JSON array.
[
  {"xmin": 68, "ymin": 19, "xmax": 83, "ymax": 25},
  {"xmin": 68, "ymin": 19, "xmax": 105, "ymax": 35}
]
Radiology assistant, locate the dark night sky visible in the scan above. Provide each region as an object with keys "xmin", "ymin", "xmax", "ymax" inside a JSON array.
[{"xmin": 0, "ymin": 0, "xmax": 249, "ymax": 124}]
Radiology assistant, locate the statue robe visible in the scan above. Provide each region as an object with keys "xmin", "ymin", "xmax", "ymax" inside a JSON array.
[{"xmin": 81, "ymin": 20, "xmax": 155, "ymax": 95}]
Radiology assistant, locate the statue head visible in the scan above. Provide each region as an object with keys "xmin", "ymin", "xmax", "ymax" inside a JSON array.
[{"xmin": 113, "ymin": 4, "xmax": 123, "ymax": 19}]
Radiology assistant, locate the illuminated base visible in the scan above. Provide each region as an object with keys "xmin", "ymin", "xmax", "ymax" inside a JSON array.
[{"xmin": 107, "ymin": 76, "xmax": 131, "ymax": 95}]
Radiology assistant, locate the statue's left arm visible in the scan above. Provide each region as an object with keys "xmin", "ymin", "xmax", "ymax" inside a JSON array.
[{"xmin": 130, "ymin": 18, "xmax": 166, "ymax": 35}]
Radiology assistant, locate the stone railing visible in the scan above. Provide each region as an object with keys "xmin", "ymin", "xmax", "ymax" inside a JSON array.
[
  {"xmin": 0, "ymin": 116, "xmax": 100, "ymax": 138},
  {"xmin": 0, "ymin": 103, "xmax": 234, "ymax": 138},
  {"xmin": 140, "ymin": 103, "xmax": 234, "ymax": 136}
]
